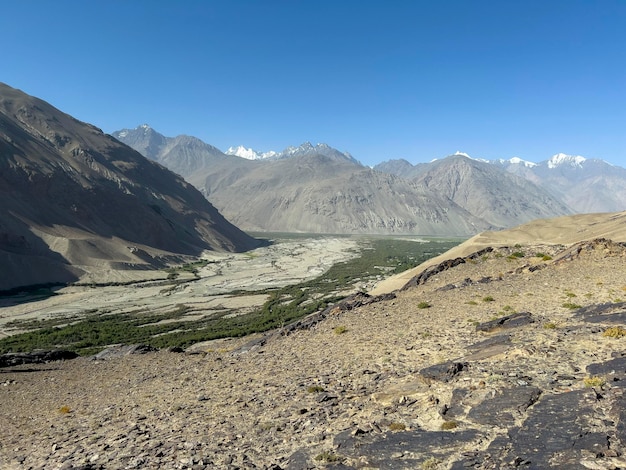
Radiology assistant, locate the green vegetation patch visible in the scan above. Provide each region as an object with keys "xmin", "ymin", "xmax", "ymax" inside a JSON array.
[
  {"xmin": 603, "ymin": 326, "xmax": 626, "ymax": 338},
  {"xmin": 562, "ymin": 302, "xmax": 582, "ymax": 310},
  {"xmin": 441, "ymin": 420, "xmax": 458, "ymax": 430},
  {"xmin": 583, "ymin": 376, "xmax": 606, "ymax": 388},
  {"xmin": 314, "ymin": 451, "xmax": 343, "ymax": 463},
  {"xmin": 165, "ymin": 259, "xmax": 213, "ymax": 279},
  {"xmin": 388, "ymin": 422, "xmax": 406, "ymax": 431}
]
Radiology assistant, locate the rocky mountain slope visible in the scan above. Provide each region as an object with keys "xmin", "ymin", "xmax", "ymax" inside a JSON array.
[
  {"xmin": 411, "ymin": 155, "xmax": 572, "ymax": 228},
  {"xmin": 112, "ymin": 125, "xmax": 229, "ymax": 179},
  {"xmin": 200, "ymin": 153, "xmax": 491, "ymax": 234},
  {"xmin": 2, "ymin": 212, "xmax": 626, "ymax": 469},
  {"xmin": 0, "ymin": 84, "xmax": 260, "ymax": 292},
  {"xmin": 114, "ymin": 126, "xmax": 571, "ymax": 235}
]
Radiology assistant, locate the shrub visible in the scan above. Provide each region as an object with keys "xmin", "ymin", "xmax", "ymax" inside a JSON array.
[
  {"xmin": 441, "ymin": 420, "xmax": 458, "ymax": 430},
  {"xmin": 388, "ymin": 422, "xmax": 406, "ymax": 431},
  {"xmin": 603, "ymin": 326, "xmax": 626, "ymax": 338},
  {"xmin": 544, "ymin": 322, "xmax": 557, "ymax": 329},
  {"xmin": 307, "ymin": 385, "xmax": 325, "ymax": 393},
  {"xmin": 422, "ymin": 458, "xmax": 442, "ymax": 470},
  {"xmin": 417, "ymin": 301, "xmax": 431, "ymax": 309},
  {"xmin": 507, "ymin": 251, "xmax": 525, "ymax": 260},
  {"xmin": 583, "ymin": 376, "xmax": 606, "ymax": 388},
  {"xmin": 314, "ymin": 451, "xmax": 342, "ymax": 463},
  {"xmin": 58, "ymin": 405, "xmax": 71, "ymax": 414},
  {"xmin": 562, "ymin": 302, "xmax": 582, "ymax": 310},
  {"xmin": 482, "ymin": 296, "xmax": 495, "ymax": 302},
  {"xmin": 333, "ymin": 325, "xmax": 348, "ymax": 335}
]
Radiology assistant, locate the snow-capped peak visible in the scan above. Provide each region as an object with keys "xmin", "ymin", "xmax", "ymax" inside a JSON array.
[
  {"xmin": 225, "ymin": 146, "xmax": 278, "ymax": 160},
  {"xmin": 284, "ymin": 142, "xmax": 315, "ymax": 156},
  {"xmin": 548, "ymin": 153, "xmax": 586, "ymax": 169},
  {"xmin": 226, "ymin": 141, "xmax": 359, "ymax": 164},
  {"xmin": 507, "ymin": 157, "xmax": 537, "ymax": 168},
  {"xmin": 452, "ymin": 151, "xmax": 490, "ymax": 164}
]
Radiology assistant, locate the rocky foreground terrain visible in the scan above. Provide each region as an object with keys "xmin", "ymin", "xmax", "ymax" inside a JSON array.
[{"xmin": 2, "ymin": 233, "xmax": 626, "ymax": 468}]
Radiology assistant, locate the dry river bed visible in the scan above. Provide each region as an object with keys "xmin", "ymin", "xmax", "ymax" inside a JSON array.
[{"xmin": 0, "ymin": 237, "xmax": 362, "ymax": 338}]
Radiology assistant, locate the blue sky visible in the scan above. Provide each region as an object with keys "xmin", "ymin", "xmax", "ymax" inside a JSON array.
[{"xmin": 3, "ymin": 1, "xmax": 626, "ymax": 166}]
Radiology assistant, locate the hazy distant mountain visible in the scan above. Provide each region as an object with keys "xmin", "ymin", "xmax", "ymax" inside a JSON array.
[
  {"xmin": 494, "ymin": 153, "xmax": 626, "ymax": 213},
  {"xmin": 200, "ymin": 152, "xmax": 491, "ymax": 235},
  {"xmin": 116, "ymin": 128, "xmax": 491, "ymax": 235},
  {"xmin": 412, "ymin": 155, "xmax": 572, "ymax": 228},
  {"xmin": 376, "ymin": 152, "xmax": 626, "ymax": 214},
  {"xmin": 116, "ymin": 126, "xmax": 581, "ymax": 235},
  {"xmin": 112, "ymin": 124, "xmax": 166, "ymax": 160},
  {"xmin": 112, "ymin": 125, "xmax": 228, "ymax": 179},
  {"xmin": 0, "ymin": 84, "xmax": 260, "ymax": 291},
  {"xmin": 373, "ymin": 158, "xmax": 426, "ymax": 179}
]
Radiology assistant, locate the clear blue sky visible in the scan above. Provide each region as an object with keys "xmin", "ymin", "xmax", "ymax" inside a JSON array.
[{"xmin": 3, "ymin": 1, "xmax": 626, "ymax": 166}]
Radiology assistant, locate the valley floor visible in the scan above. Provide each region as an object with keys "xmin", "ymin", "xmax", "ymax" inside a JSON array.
[{"xmin": 0, "ymin": 237, "xmax": 361, "ymax": 339}]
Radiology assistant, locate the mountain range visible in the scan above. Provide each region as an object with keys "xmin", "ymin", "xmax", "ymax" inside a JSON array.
[
  {"xmin": 0, "ymin": 84, "xmax": 261, "ymax": 292},
  {"xmin": 374, "ymin": 152, "xmax": 626, "ymax": 214},
  {"xmin": 114, "ymin": 126, "xmax": 615, "ymax": 235}
]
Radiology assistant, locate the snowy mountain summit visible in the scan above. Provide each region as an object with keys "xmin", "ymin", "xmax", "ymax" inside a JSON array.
[
  {"xmin": 497, "ymin": 157, "xmax": 538, "ymax": 168},
  {"xmin": 547, "ymin": 153, "xmax": 587, "ymax": 169},
  {"xmin": 226, "ymin": 142, "xmax": 360, "ymax": 164},
  {"xmin": 225, "ymin": 146, "xmax": 279, "ymax": 160}
]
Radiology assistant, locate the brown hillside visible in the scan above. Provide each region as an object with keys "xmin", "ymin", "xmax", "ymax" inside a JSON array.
[
  {"xmin": 0, "ymin": 83, "xmax": 261, "ymax": 291},
  {"xmin": 372, "ymin": 211, "xmax": 626, "ymax": 295}
]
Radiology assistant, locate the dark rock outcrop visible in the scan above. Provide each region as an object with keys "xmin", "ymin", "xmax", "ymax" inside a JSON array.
[
  {"xmin": 574, "ymin": 301, "xmax": 626, "ymax": 324},
  {"xmin": 420, "ymin": 361, "xmax": 468, "ymax": 383},
  {"xmin": 334, "ymin": 428, "xmax": 483, "ymax": 469},
  {"xmin": 0, "ymin": 350, "xmax": 78, "ymax": 368},
  {"xmin": 475, "ymin": 311, "xmax": 535, "ymax": 332},
  {"xmin": 587, "ymin": 356, "xmax": 626, "ymax": 388},
  {"xmin": 401, "ymin": 247, "xmax": 494, "ymax": 290}
]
